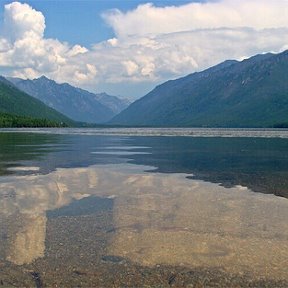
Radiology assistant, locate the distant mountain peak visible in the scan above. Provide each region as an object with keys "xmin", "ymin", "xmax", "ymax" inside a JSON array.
[
  {"xmin": 38, "ymin": 75, "xmax": 49, "ymax": 80},
  {"xmin": 8, "ymin": 76, "xmax": 130, "ymax": 123},
  {"xmin": 34, "ymin": 75, "xmax": 56, "ymax": 84}
]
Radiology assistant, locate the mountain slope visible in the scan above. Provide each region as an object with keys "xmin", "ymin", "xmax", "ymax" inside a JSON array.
[
  {"xmin": 0, "ymin": 77, "xmax": 72, "ymax": 125},
  {"xmin": 110, "ymin": 51, "xmax": 288, "ymax": 127},
  {"xmin": 93, "ymin": 92, "xmax": 131, "ymax": 114},
  {"xmin": 9, "ymin": 76, "xmax": 129, "ymax": 123}
]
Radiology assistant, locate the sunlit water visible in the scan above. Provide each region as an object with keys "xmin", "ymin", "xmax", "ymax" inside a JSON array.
[{"xmin": 0, "ymin": 128, "xmax": 288, "ymax": 287}]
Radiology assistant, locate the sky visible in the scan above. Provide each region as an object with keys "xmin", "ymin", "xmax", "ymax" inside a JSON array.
[{"xmin": 0, "ymin": 0, "xmax": 288, "ymax": 99}]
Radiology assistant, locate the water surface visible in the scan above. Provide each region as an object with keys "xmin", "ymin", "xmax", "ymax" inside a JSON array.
[{"xmin": 0, "ymin": 128, "xmax": 288, "ymax": 287}]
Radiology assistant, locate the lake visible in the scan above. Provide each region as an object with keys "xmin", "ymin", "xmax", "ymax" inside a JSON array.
[{"xmin": 0, "ymin": 128, "xmax": 288, "ymax": 287}]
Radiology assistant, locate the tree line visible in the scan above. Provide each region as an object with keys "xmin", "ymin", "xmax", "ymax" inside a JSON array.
[{"xmin": 0, "ymin": 112, "xmax": 68, "ymax": 128}]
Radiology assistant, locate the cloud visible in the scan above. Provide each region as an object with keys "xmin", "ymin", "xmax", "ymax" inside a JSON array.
[
  {"xmin": 103, "ymin": 0, "xmax": 288, "ymax": 38},
  {"xmin": 3, "ymin": 1, "xmax": 45, "ymax": 41},
  {"xmin": 1, "ymin": 1, "xmax": 288, "ymax": 98}
]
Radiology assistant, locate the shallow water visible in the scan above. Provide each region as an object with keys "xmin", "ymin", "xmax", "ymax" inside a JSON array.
[{"xmin": 0, "ymin": 129, "xmax": 288, "ymax": 287}]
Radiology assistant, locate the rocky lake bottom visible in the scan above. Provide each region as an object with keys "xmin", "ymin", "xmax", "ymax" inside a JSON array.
[{"xmin": 1, "ymin": 128, "xmax": 288, "ymax": 287}]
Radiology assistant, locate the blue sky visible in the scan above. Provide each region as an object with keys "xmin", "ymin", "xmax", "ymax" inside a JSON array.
[
  {"xmin": 0, "ymin": 0, "xmax": 288, "ymax": 99},
  {"xmin": 1, "ymin": 0, "xmax": 200, "ymax": 47}
]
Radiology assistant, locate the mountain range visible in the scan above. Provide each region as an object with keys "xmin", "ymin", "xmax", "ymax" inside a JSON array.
[
  {"xmin": 1, "ymin": 50, "xmax": 288, "ymax": 128},
  {"xmin": 110, "ymin": 50, "xmax": 288, "ymax": 127},
  {"xmin": 0, "ymin": 76, "xmax": 72, "ymax": 126},
  {"xmin": 9, "ymin": 76, "xmax": 130, "ymax": 124}
]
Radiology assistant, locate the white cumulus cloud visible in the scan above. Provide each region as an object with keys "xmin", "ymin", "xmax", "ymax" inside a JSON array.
[
  {"xmin": 103, "ymin": 0, "xmax": 288, "ymax": 38},
  {"xmin": 0, "ymin": 2, "xmax": 90, "ymax": 86},
  {"xmin": 1, "ymin": 1, "xmax": 288, "ymax": 98},
  {"xmin": 3, "ymin": 1, "xmax": 46, "ymax": 46}
]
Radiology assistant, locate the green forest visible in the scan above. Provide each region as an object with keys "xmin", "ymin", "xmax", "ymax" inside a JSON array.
[{"xmin": 0, "ymin": 112, "xmax": 68, "ymax": 128}]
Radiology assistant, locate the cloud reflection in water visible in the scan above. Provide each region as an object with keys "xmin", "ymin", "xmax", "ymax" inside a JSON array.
[{"xmin": 0, "ymin": 163, "xmax": 287, "ymax": 280}]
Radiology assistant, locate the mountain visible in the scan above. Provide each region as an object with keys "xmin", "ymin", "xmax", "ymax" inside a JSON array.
[
  {"xmin": 110, "ymin": 51, "xmax": 288, "ymax": 127},
  {"xmin": 93, "ymin": 92, "xmax": 131, "ymax": 114},
  {"xmin": 0, "ymin": 77, "xmax": 72, "ymax": 126},
  {"xmin": 9, "ymin": 76, "xmax": 130, "ymax": 123}
]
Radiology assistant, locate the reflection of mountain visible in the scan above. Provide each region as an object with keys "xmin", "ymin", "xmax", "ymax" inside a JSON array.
[
  {"xmin": 126, "ymin": 136, "xmax": 288, "ymax": 198},
  {"xmin": 0, "ymin": 132, "xmax": 130, "ymax": 177},
  {"xmin": 0, "ymin": 132, "xmax": 64, "ymax": 176},
  {"xmin": 3, "ymin": 132, "xmax": 288, "ymax": 200},
  {"xmin": 0, "ymin": 163, "xmax": 288, "ymax": 281}
]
